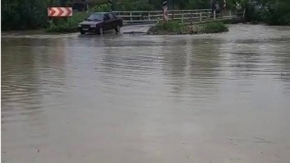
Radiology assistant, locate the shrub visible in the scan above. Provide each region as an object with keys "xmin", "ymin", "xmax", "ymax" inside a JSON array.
[
  {"xmin": 90, "ymin": 4, "xmax": 111, "ymax": 12},
  {"xmin": 155, "ymin": 21, "xmax": 183, "ymax": 32},
  {"xmin": 117, "ymin": 0, "xmax": 154, "ymax": 11},
  {"xmin": 148, "ymin": 20, "xmax": 229, "ymax": 34},
  {"xmin": 2, "ymin": 0, "xmax": 49, "ymax": 30}
]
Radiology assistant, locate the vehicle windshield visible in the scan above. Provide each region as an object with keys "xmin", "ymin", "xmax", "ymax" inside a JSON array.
[{"xmin": 86, "ymin": 14, "xmax": 103, "ymax": 21}]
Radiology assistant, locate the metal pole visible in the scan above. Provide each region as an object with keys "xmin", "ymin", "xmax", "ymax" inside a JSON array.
[
  {"xmin": 190, "ymin": 11, "xmax": 193, "ymax": 33},
  {"xmin": 130, "ymin": 12, "xmax": 132, "ymax": 23},
  {"xmin": 200, "ymin": 12, "xmax": 202, "ymax": 22},
  {"xmin": 181, "ymin": 13, "xmax": 184, "ymax": 24},
  {"xmin": 148, "ymin": 11, "xmax": 151, "ymax": 21}
]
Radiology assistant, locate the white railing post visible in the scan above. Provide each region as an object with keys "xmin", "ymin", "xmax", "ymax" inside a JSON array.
[
  {"xmin": 243, "ymin": 9, "xmax": 245, "ymax": 19},
  {"xmin": 148, "ymin": 11, "xmax": 151, "ymax": 21},
  {"xmin": 229, "ymin": 10, "xmax": 232, "ymax": 18},
  {"xmin": 214, "ymin": 10, "xmax": 216, "ymax": 20},
  {"xmin": 181, "ymin": 13, "xmax": 184, "ymax": 24},
  {"xmin": 199, "ymin": 12, "xmax": 202, "ymax": 22},
  {"xmin": 130, "ymin": 12, "xmax": 132, "ymax": 23}
]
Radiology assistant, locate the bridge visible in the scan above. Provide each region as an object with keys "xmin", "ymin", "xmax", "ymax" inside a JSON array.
[
  {"xmin": 107, "ymin": 9, "xmax": 245, "ymax": 34},
  {"xmin": 112, "ymin": 9, "xmax": 245, "ymax": 25}
]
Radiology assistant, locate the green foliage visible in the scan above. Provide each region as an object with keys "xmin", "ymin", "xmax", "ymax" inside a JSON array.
[
  {"xmin": 185, "ymin": 0, "xmax": 210, "ymax": 9},
  {"xmin": 1, "ymin": 0, "xmax": 52, "ymax": 30},
  {"xmin": 150, "ymin": 20, "xmax": 228, "ymax": 34},
  {"xmin": 262, "ymin": 0, "xmax": 290, "ymax": 25},
  {"xmin": 243, "ymin": 0, "xmax": 290, "ymax": 25},
  {"xmin": 46, "ymin": 23, "xmax": 77, "ymax": 33},
  {"xmin": 156, "ymin": 21, "xmax": 183, "ymax": 32},
  {"xmin": 116, "ymin": 0, "xmax": 154, "ymax": 11},
  {"xmin": 90, "ymin": 4, "xmax": 111, "ymax": 12},
  {"xmin": 199, "ymin": 21, "xmax": 228, "ymax": 33}
]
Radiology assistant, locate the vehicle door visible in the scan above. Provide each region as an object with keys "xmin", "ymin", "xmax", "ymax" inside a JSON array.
[
  {"xmin": 103, "ymin": 14, "xmax": 111, "ymax": 30},
  {"xmin": 108, "ymin": 13, "xmax": 117, "ymax": 29}
]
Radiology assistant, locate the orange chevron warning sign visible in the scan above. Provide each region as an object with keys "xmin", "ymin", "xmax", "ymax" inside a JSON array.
[{"xmin": 48, "ymin": 7, "xmax": 73, "ymax": 17}]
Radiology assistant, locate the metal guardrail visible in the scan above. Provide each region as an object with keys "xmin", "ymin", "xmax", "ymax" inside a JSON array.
[{"xmin": 111, "ymin": 9, "xmax": 245, "ymax": 24}]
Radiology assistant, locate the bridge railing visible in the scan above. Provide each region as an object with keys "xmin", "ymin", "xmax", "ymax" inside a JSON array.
[{"xmin": 112, "ymin": 9, "xmax": 245, "ymax": 24}]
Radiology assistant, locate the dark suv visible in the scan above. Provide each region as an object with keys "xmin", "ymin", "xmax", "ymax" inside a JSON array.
[{"xmin": 78, "ymin": 12, "xmax": 123, "ymax": 35}]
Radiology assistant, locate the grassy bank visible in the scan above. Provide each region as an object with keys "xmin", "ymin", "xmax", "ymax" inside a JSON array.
[{"xmin": 147, "ymin": 21, "xmax": 229, "ymax": 35}]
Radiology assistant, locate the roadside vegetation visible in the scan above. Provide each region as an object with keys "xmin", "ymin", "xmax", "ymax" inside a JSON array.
[
  {"xmin": 45, "ymin": 11, "xmax": 89, "ymax": 33},
  {"xmin": 242, "ymin": 0, "xmax": 290, "ymax": 25},
  {"xmin": 147, "ymin": 21, "xmax": 228, "ymax": 35},
  {"xmin": 2, "ymin": 0, "xmax": 290, "ymax": 31}
]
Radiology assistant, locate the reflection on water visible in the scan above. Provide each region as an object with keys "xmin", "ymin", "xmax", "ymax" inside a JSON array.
[{"xmin": 2, "ymin": 24, "xmax": 290, "ymax": 163}]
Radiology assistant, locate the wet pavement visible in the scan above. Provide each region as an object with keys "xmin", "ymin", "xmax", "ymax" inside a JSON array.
[{"xmin": 2, "ymin": 24, "xmax": 290, "ymax": 163}]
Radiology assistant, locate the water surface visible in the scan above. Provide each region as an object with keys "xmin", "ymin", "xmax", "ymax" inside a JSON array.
[{"xmin": 2, "ymin": 24, "xmax": 290, "ymax": 163}]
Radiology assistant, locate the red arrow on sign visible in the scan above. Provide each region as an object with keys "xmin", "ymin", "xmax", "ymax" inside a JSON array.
[
  {"xmin": 52, "ymin": 8, "xmax": 56, "ymax": 16},
  {"xmin": 67, "ymin": 8, "xmax": 72, "ymax": 17},
  {"xmin": 48, "ymin": 7, "xmax": 73, "ymax": 17},
  {"xmin": 59, "ymin": 8, "xmax": 64, "ymax": 16}
]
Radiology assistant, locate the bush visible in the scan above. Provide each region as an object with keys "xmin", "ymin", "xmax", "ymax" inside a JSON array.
[
  {"xmin": 261, "ymin": 1, "xmax": 290, "ymax": 25},
  {"xmin": 2, "ymin": 0, "xmax": 49, "ymax": 30},
  {"xmin": 116, "ymin": 0, "xmax": 154, "ymax": 11},
  {"xmin": 185, "ymin": 0, "xmax": 210, "ymax": 9},
  {"xmin": 242, "ymin": 0, "xmax": 290, "ymax": 25},
  {"xmin": 148, "ymin": 20, "xmax": 229, "ymax": 35},
  {"xmin": 155, "ymin": 21, "xmax": 183, "ymax": 32},
  {"xmin": 199, "ymin": 21, "xmax": 228, "ymax": 33},
  {"xmin": 90, "ymin": 4, "xmax": 111, "ymax": 12}
]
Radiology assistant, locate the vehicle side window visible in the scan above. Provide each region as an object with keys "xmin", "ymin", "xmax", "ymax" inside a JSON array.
[
  {"xmin": 104, "ymin": 14, "xmax": 110, "ymax": 21},
  {"xmin": 109, "ymin": 13, "xmax": 115, "ymax": 19}
]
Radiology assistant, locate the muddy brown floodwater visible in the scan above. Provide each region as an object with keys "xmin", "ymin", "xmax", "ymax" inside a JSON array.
[{"xmin": 2, "ymin": 24, "xmax": 290, "ymax": 163}]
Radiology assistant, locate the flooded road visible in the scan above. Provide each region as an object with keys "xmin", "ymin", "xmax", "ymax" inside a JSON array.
[{"xmin": 2, "ymin": 24, "xmax": 290, "ymax": 163}]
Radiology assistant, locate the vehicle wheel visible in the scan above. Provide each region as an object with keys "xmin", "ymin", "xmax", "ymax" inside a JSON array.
[
  {"xmin": 80, "ymin": 30, "xmax": 85, "ymax": 35},
  {"xmin": 98, "ymin": 27, "xmax": 104, "ymax": 35},
  {"xmin": 115, "ymin": 25, "xmax": 120, "ymax": 33}
]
